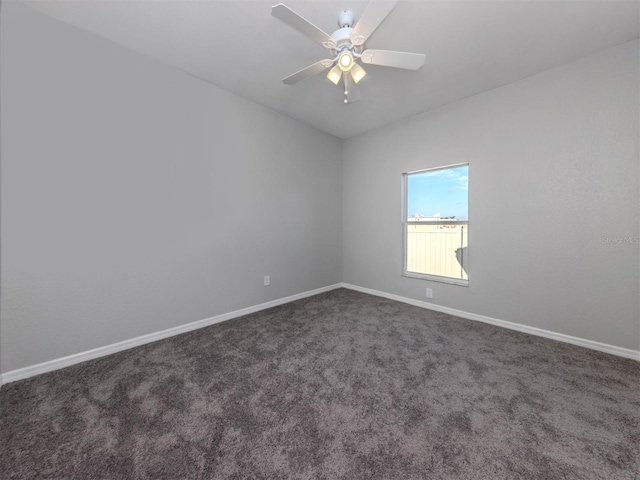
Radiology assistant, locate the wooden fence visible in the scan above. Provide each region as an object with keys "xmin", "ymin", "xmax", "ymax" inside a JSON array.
[{"xmin": 406, "ymin": 224, "xmax": 468, "ymax": 280}]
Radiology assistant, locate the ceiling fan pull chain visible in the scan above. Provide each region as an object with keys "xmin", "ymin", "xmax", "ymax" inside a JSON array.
[{"xmin": 343, "ymin": 75, "xmax": 349, "ymax": 104}]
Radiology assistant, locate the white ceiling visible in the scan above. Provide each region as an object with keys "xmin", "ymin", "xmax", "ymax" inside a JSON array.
[{"xmin": 20, "ymin": 0, "xmax": 640, "ymax": 139}]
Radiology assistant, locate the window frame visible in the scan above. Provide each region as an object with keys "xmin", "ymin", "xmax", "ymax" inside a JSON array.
[{"xmin": 402, "ymin": 163, "xmax": 469, "ymax": 287}]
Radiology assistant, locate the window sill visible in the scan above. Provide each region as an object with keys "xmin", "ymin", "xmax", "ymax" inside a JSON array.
[{"xmin": 402, "ymin": 272, "xmax": 469, "ymax": 287}]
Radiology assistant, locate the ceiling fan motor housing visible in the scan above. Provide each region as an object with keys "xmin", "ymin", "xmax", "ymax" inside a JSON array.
[
  {"xmin": 331, "ymin": 27, "xmax": 355, "ymax": 49},
  {"xmin": 331, "ymin": 29, "xmax": 365, "ymax": 56}
]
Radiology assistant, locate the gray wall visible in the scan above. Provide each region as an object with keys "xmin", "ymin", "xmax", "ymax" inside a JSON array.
[
  {"xmin": 343, "ymin": 40, "xmax": 639, "ymax": 351},
  {"xmin": 1, "ymin": 2, "xmax": 342, "ymax": 373}
]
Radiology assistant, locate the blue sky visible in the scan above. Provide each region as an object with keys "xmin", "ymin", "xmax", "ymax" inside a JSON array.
[{"xmin": 407, "ymin": 165, "xmax": 468, "ymax": 220}]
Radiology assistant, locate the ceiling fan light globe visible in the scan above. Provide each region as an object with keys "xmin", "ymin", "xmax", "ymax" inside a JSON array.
[
  {"xmin": 338, "ymin": 51, "xmax": 354, "ymax": 72},
  {"xmin": 327, "ymin": 64, "xmax": 342, "ymax": 85},
  {"xmin": 350, "ymin": 63, "xmax": 367, "ymax": 84}
]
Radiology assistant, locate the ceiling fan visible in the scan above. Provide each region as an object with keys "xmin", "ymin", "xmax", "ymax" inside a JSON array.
[{"xmin": 272, "ymin": 1, "xmax": 425, "ymax": 104}]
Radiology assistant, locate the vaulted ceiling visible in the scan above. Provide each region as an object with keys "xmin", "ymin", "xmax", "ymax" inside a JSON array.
[{"xmin": 20, "ymin": 0, "xmax": 640, "ymax": 138}]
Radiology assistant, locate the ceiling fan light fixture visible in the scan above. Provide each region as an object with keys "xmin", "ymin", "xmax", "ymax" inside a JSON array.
[
  {"xmin": 350, "ymin": 62, "xmax": 367, "ymax": 84},
  {"xmin": 272, "ymin": 3, "xmax": 424, "ymax": 103},
  {"xmin": 326, "ymin": 64, "xmax": 342, "ymax": 85},
  {"xmin": 338, "ymin": 50, "xmax": 354, "ymax": 72}
]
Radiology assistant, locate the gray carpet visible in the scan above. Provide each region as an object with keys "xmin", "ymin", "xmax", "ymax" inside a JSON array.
[{"xmin": 1, "ymin": 288, "xmax": 638, "ymax": 479}]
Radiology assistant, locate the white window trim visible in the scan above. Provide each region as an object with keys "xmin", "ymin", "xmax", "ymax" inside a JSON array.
[{"xmin": 402, "ymin": 163, "xmax": 469, "ymax": 287}]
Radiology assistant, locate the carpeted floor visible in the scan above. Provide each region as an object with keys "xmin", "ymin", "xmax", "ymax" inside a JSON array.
[{"xmin": 1, "ymin": 288, "xmax": 638, "ymax": 479}]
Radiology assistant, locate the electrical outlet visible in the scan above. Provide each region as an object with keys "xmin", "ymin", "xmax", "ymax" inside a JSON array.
[
  {"xmin": 426, "ymin": 288, "xmax": 433, "ymax": 299},
  {"xmin": 264, "ymin": 275, "xmax": 271, "ymax": 286}
]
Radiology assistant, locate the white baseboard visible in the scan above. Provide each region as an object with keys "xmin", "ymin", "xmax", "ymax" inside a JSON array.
[
  {"xmin": 0, "ymin": 284, "xmax": 343, "ymax": 386},
  {"xmin": 341, "ymin": 283, "xmax": 640, "ymax": 361},
  {"xmin": 2, "ymin": 281, "xmax": 637, "ymax": 387}
]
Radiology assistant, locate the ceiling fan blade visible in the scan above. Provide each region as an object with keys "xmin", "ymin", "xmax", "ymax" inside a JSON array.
[
  {"xmin": 282, "ymin": 59, "xmax": 334, "ymax": 85},
  {"xmin": 350, "ymin": 1, "xmax": 397, "ymax": 46},
  {"xmin": 272, "ymin": 3, "xmax": 333, "ymax": 47},
  {"xmin": 343, "ymin": 74, "xmax": 361, "ymax": 103},
  {"xmin": 360, "ymin": 49, "xmax": 425, "ymax": 70}
]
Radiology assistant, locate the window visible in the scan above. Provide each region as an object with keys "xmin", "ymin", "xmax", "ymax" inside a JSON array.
[{"xmin": 403, "ymin": 164, "xmax": 469, "ymax": 286}]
